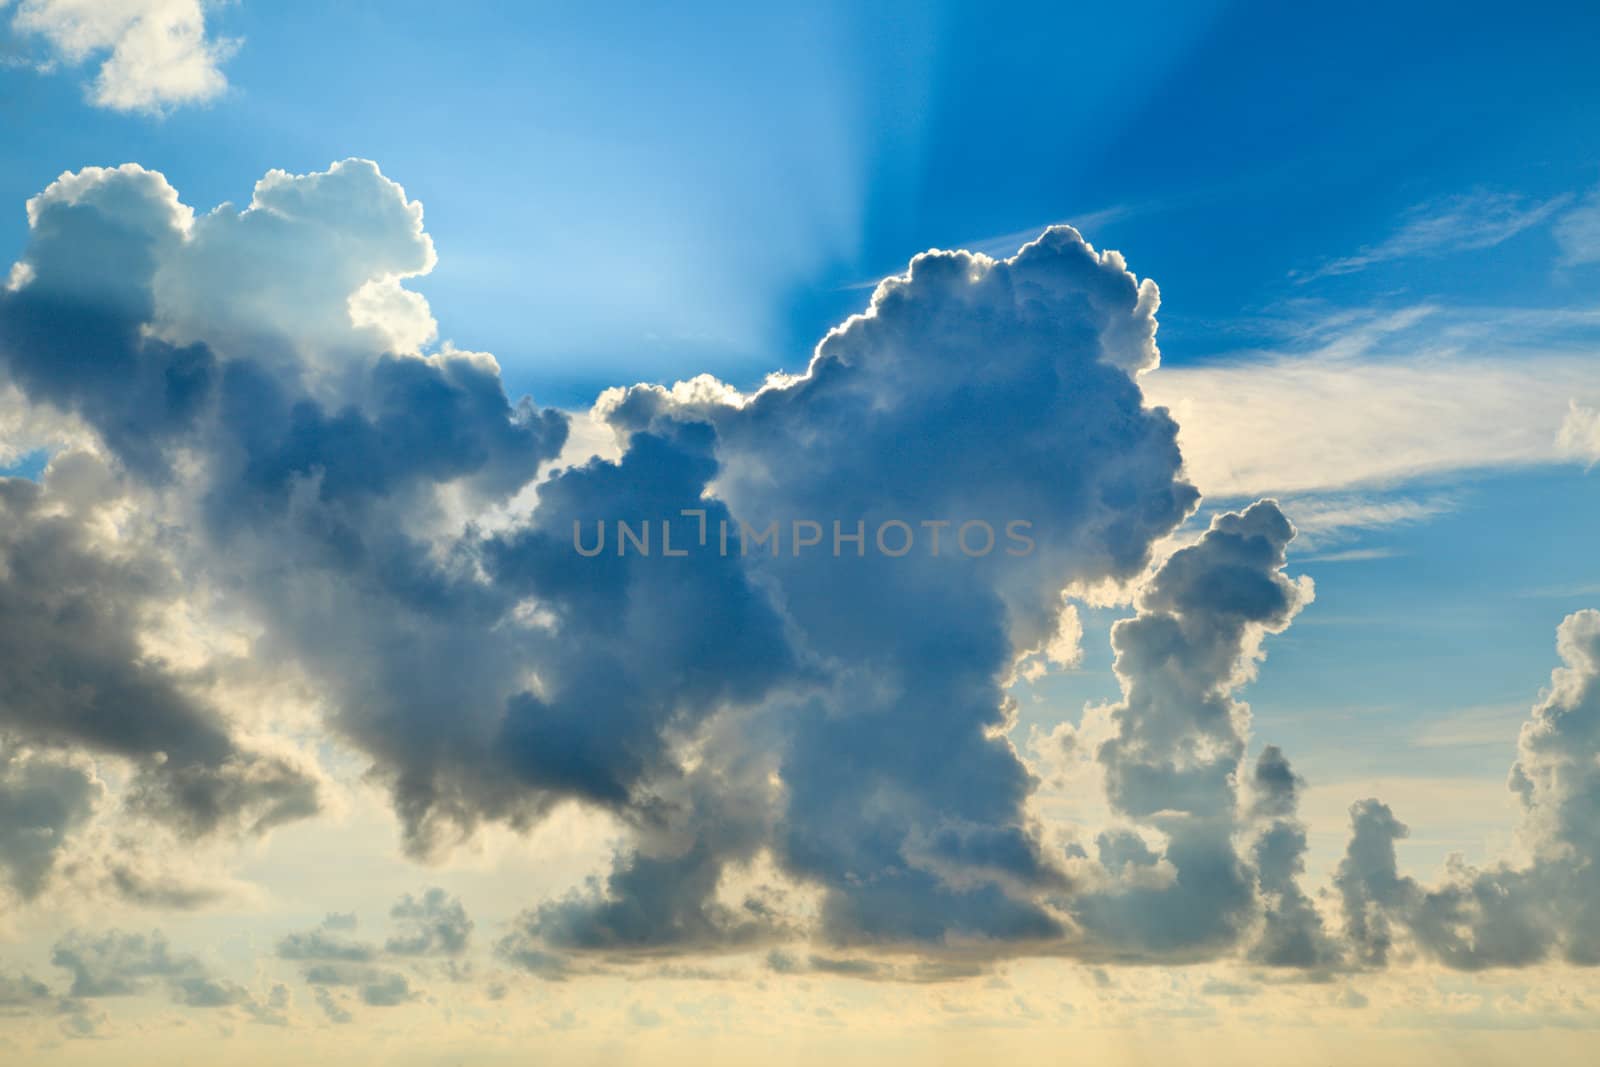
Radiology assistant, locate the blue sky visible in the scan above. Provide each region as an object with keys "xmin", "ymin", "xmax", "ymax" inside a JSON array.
[
  {"xmin": 7, "ymin": 1, "xmax": 1598, "ymax": 400},
  {"xmin": 2, "ymin": 1, "xmax": 1600, "ymax": 1061}
]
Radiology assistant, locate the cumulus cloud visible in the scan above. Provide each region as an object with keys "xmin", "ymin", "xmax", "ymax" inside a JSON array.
[
  {"xmin": 154, "ymin": 159, "xmax": 439, "ymax": 361},
  {"xmin": 6, "ymin": 0, "xmax": 236, "ymax": 113},
  {"xmin": 0, "ymin": 971, "xmax": 53, "ymax": 1014},
  {"xmin": 1246, "ymin": 747, "xmax": 1341, "ymax": 970},
  {"xmin": 5, "ymin": 153, "xmax": 1595, "ymax": 1000},
  {"xmin": 295, "ymin": 959, "xmax": 415, "ymax": 1009},
  {"xmin": 1072, "ymin": 501, "xmax": 1317, "ymax": 959},
  {"xmin": 1336, "ymin": 610, "xmax": 1600, "ymax": 970},
  {"xmin": 0, "ymin": 157, "xmax": 1379, "ymax": 980},
  {"xmin": 0, "ymin": 458, "xmax": 319, "ymax": 841},
  {"xmin": 0, "ymin": 159, "xmax": 563, "ymax": 868},
  {"xmin": 496, "ymin": 227, "xmax": 1194, "ymax": 960},
  {"xmin": 386, "ymin": 888, "xmax": 472, "ymax": 956},
  {"xmin": 271, "ymin": 892, "xmax": 475, "ymax": 1012},
  {"xmin": 49, "ymin": 929, "xmax": 257, "ymax": 1010},
  {"xmin": 313, "ymin": 985, "xmax": 352, "ymax": 1024},
  {"xmin": 276, "ymin": 929, "xmax": 378, "ymax": 965}
]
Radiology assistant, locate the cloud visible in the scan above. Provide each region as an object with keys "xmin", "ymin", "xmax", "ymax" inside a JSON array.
[
  {"xmin": 276, "ymin": 930, "xmax": 379, "ymax": 964},
  {"xmin": 6, "ymin": 0, "xmax": 236, "ymax": 113},
  {"xmin": 0, "ymin": 159, "xmax": 565, "ymax": 867},
  {"xmin": 155, "ymin": 159, "xmax": 439, "ymax": 360},
  {"xmin": 1143, "ymin": 293, "xmax": 1600, "ymax": 503},
  {"xmin": 0, "ymin": 971, "xmax": 53, "ymax": 1015},
  {"xmin": 1144, "ymin": 338, "xmax": 1598, "ymax": 498},
  {"xmin": 1554, "ymin": 185, "xmax": 1600, "ymax": 267},
  {"xmin": 0, "ymin": 158, "xmax": 1396, "ymax": 980},
  {"xmin": 0, "ymin": 745, "xmax": 100, "ymax": 899},
  {"xmin": 1557, "ymin": 400, "xmax": 1600, "ymax": 467},
  {"xmin": 104, "ymin": 863, "xmax": 227, "ymax": 910},
  {"xmin": 297, "ymin": 960, "xmax": 415, "ymax": 1009},
  {"xmin": 1294, "ymin": 190, "xmax": 1570, "ymax": 281},
  {"xmin": 6, "ymin": 153, "xmax": 1597, "ymax": 999},
  {"xmin": 502, "ymin": 227, "xmax": 1194, "ymax": 956},
  {"xmin": 1246, "ymin": 748, "xmax": 1341, "ymax": 970},
  {"xmin": 1072, "ymin": 501, "xmax": 1319, "ymax": 959},
  {"xmin": 2, "ymin": 164, "xmax": 212, "ymax": 478},
  {"xmin": 272, "ymin": 893, "xmax": 469, "ymax": 1010},
  {"xmin": 1336, "ymin": 610, "xmax": 1600, "ymax": 971},
  {"xmin": 1270, "ymin": 491, "xmax": 1457, "ymax": 548},
  {"xmin": 386, "ymin": 888, "xmax": 473, "ymax": 956},
  {"xmin": 49, "ymin": 929, "xmax": 259, "ymax": 1010},
  {"xmin": 0, "ymin": 457, "xmax": 320, "ymax": 840},
  {"xmin": 356, "ymin": 971, "xmax": 413, "ymax": 1007},
  {"xmin": 313, "ymin": 986, "xmax": 351, "ymax": 1024}
]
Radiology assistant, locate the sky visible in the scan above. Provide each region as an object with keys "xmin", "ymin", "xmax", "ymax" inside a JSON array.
[{"xmin": 0, "ymin": 1, "xmax": 1599, "ymax": 1063}]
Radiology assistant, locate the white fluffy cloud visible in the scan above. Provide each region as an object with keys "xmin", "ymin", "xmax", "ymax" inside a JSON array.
[{"xmin": 7, "ymin": 0, "xmax": 235, "ymax": 113}]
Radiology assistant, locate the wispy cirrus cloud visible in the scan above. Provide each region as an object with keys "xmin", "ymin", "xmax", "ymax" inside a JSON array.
[
  {"xmin": 1292, "ymin": 190, "xmax": 1571, "ymax": 282},
  {"xmin": 1144, "ymin": 304, "xmax": 1600, "ymax": 498},
  {"xmin": 1558, "ymin": 400, "xmax": 1600, "ymax": 466},
  {"xmin": 1554, "ymin": 185, "xmax": 1600, "ymax": 267}
]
